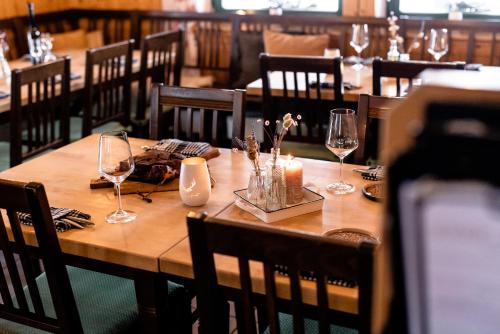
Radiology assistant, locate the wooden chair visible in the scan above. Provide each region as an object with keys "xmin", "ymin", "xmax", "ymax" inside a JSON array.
[
  {"xmin": 82, "ymin": 39, "xmax": 134, "ymax": 137},
  {"xmin": 187, "ymin": 212, "xmax": 377, "ymax": 334},
  {"xmin": 136, "ymin": 30, "xmax": 184, "ymax": 120},
  {"xmin": 0, "ymin": 179, "xmax": 139, "ymax": 333},
  {"xmin": 10, "ymin": 57, "xmax": 70, "ymax": 167},
  {"xmin": 259, "ymin": 53, "xmax": 343, "ymax": 149},
  {"xmin": 372, "ymin": 57, "xmax": 465, "ymax": 96},
  {"xmin": 354, "ymin": 94, "xmax": 403, "ymax": 165},
  {"xmin": 150, "ymin": 84, "xmax": 245, "ymax": 147}
]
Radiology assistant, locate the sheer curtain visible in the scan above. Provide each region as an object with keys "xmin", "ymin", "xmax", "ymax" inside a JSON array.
[{"xmin": 161, "ymin": 0, "xmax": 212, "ymax": 12}]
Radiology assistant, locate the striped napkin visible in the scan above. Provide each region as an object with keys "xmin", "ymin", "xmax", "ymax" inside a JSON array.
[
  {"xmin": 274, "ymin": 264, "xmax": 356, "ymax": 288},
  {"xmin": 144, "ymin": 139, "xmax": 212, "ymax": 158},
  {"xmin": 18, "ymin": 207, "xmax": 92, "ymax": 232}
]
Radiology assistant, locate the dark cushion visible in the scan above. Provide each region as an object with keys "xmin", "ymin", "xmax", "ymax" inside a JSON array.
[
  {"xmin": 232, "ymin": 32, "xmax": 265, "ymax": 88},
  {"xmin": 0, "ymin": 266, "xmax": 186, "ymax": 334},
  {"xmin": 264, "ymin": 313, "xmax": 358, "ymax": 334}
]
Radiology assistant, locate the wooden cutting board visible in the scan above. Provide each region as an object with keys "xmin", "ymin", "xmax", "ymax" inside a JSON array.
[{"xmin": 90, "ymin": 178, "xmax": 179, "ymax": 195}]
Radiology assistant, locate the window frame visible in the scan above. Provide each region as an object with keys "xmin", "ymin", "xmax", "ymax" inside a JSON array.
[
  {"xmin": 388, "ymin": 0, "xmax": 500, "ymax": 20},
  {"xmin": 212, "ymin": 0, "xmax": 343, "ymax": 16}
]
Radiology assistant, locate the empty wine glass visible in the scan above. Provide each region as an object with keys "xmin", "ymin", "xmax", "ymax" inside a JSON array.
[
  {"xmin": 350, "ymin": 24, "xmax": 369, "ymax": 70},
  {"xmin": 98, "ymin": 131, "xmax": 136, "ymax": 223},
  {"xmin": 325, "ymin": 109, "xmax": 359, "ymax": 195},
  {"xmin": 427, "ymin": 28, "xmax": 449, "ymax": 62}
]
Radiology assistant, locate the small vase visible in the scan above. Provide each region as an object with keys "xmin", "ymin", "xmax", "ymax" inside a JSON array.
[
  {"xmin": 0, "ymin": 45, "xmax": 11, "ymax": 86},
  {"xmin": 264, "ymin": 148, "xmax": 287, "ymax": 211},
  {"xmin": 387, "ymin": 38, "xmax": 400, "ymax": 61},
  {"xmin": 247, "ymin": 168, "xmax": 265, "ymax": 207}
]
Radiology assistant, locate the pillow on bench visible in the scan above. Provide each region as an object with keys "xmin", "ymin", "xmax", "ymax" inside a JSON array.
[
  {"xmin": 52, "ymin": 29, "xmax": 104, "ymax": 51},
  {"xmin": 263, "ymin": 30, "xmax": 330, "ymax": 56}
]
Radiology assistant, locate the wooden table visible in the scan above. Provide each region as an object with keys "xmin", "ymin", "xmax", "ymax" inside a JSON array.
[
  {"xmin": 0, "ymin": 134, "xmax": 385, "ymax": 331},
  {"xmin": 0, "ymin": 49, "xmax": 213, "ymax": 116},
  {"xmin": 246, "ymin": 63, "xmax": 400, "ymax": 102},
  {"xmin": 159, "ymin": 151, "xmax": 384, "ymax": 317}
]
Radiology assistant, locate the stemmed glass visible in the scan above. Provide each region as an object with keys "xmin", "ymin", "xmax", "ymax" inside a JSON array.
[
  {"xmin": 325, "ymin": 109, "xmax": 359, "ymax": 195},
  {"xmin": 427, "ymin": 28, "xmax": 449, "ymax": 62},
  {"xmin": 98, "ymin": 131, "xmax": 137, "ymax": 223},
  {"xmin": 350, "ymin": 24, "xmax": 369, "ymax": 71}
]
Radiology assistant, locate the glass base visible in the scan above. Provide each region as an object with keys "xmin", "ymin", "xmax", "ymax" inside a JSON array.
[
  {"xmin": 352, "ymin": 63, "xmax": 364, "ymax": 71},
  {"xmin": 105, "ymin": 210, "xmax": 136, "ymax": 224},
  {"xmin": 326, "ymin": 182, "xmax": 356, "ymax": 195}
]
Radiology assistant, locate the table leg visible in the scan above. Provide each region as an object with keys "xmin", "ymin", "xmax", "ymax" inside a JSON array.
[{"xmin": 134, "ymin": 270, "xmax": 169, "ymax": 334}]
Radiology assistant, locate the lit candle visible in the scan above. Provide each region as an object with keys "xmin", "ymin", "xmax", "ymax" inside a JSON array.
[{"xmin": 285, "ymin": 155, "xmax": 303, "ymax": 204}]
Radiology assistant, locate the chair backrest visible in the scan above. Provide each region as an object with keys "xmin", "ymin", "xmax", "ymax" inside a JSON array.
[
  {"xmin": 372, "ymin": 57, "xmax": 465, "ymax": 96},
  {"xmin": 259, "ymin": 53, "xmax": 343, "ymax": 149},
  {"xmin": 149, "ymin": 84, "xmax": 245, "ymax": 147},
  {"xmin": 0, "ymin": 179, "xmax": 82, "ymax": 333},
  {"xmin": 354, "ymin": 94, "xmax": 403, "ymax": 165},
  {"xmin": 136, "ymin": 30, "xmax": 184, "ymax": 120},
  {"xmin": 188, "ymin": 212, "xmax": 377, "ymax": 334},
  {"xmin": 82, "ymin": 39, "xmax": 134, "ymax": 137},
  {"xmin": 10, "ymin": 57, "xmax": 71, "ymax": 167}
]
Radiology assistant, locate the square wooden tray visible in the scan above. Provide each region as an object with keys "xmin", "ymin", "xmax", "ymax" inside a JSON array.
[{"xmin": 234, "ymin": 187, "xmax": 324, "ymax": 223}]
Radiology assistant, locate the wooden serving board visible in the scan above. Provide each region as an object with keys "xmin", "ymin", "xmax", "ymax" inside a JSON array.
[{"xmin": 90, "ymin": 178, "xmax": 179, "ymax": 195}]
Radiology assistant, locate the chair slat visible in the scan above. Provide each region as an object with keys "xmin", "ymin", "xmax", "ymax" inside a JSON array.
[
  {"xmin": 6, "ymin": 210, "xmax": 45, "ymax": 318},
  {"xmin": 238, "ymin": 257, "xmax": 257, "ymax": 334},
  {"xmin": 316, "ymin": 272, "xmax": 330, "ymax": 334},
  {"xmin": 288, "ymin": 266, "xmax": 304, "ymax": 334},
  {"xmin": 263, "ymin": 263, "xmax": 280, "ymax": 334}
]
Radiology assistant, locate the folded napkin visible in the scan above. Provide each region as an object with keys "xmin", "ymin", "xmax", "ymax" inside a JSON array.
[
  {"xmin": 144, "ymin": 139, "xmax": 220, "ymax": 160},
  {"xmin": 0, "ymin": 91, "xmax": 9, "ymax": 99},
  {"xmin": 18, "ymin": 207, "xmax": 92, "ymax": 232},
  {"xmin": 309, "ymin": 81, "xmax": 361, "ymax": 90},
  {"xmin": 274, "ymin": 264, "xmax": 356, "ymax": 288}
]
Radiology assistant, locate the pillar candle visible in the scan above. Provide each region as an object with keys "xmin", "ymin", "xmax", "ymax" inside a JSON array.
[{"xmin": 285, "ymin": 157, "xmax": 303, "ymax": 204}]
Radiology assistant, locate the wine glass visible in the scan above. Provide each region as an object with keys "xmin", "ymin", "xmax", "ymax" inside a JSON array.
[
  {"xmin": 325, "ymin": 109, "xmax": 359, "ymax": 195},
  {"xmin": 350, "ymin": 24, "xmax": 369, "ymax": 71},
  {"xmin": 427, "ymin": 28, "xmax": 449, "ymax": 62},
  {"xmin": 98, "ymin": 131, "xmax": 136, "ymax": 223}
]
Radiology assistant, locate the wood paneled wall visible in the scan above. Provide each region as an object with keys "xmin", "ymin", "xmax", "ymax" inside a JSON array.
[{"xmin": 0, "ymin": 0, "xmax": 163, "ymax": 20}]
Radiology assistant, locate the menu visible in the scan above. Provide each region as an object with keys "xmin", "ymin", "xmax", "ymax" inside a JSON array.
[{"xmin": 399, "ymin": 180, "xmax": 500, "ymax": 334}]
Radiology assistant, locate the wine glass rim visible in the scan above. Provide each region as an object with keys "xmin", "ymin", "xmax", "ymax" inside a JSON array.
[{"xmin": 330, "ymin": 108, "xmax": 356, "ymax": 115}]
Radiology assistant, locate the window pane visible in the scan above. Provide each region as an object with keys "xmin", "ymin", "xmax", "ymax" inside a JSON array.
[
  {"xmin": 399, "ymin": 0, "xmax": 500, "ymax": 16},
  {"xmin": 220, "ymin": 0, "xmax": 339, "ymax": 12}
]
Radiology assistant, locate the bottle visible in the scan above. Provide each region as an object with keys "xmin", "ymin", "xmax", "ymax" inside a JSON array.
[
  {"xmin": 27, "ymin": 2, "xmax": 42, "ymax": 64},
  {"xmin": 264, "ymin": 148, "xmax": 287, "ymax": 211}
]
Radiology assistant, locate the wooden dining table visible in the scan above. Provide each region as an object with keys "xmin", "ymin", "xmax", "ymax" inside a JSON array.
[
  {"xmin": 0, "ymin": 49, "xmax": 213, "ymax": 117},
  {"xmin": 0, "ymin": 134, "xmax": 386, "ymax": 333},
  {"xmin": 245, "ymin": 63, "xmax": 400, "ymax": 102}
]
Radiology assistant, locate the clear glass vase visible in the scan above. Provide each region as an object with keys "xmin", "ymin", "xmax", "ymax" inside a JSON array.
[
  {"xmin": 247, "ymin": 168, "xmax": 265, "ymax": 207},
  {"xmin": 264, "ymin": 149, "xmax": 287, "ymax": 211},
  {"xmin": 387, "ymin": 38, "xmax": 400, "ymax": 61},
  {"xmin": 0, "ymin": 34, "xmax": 11, "ymax": 86}
]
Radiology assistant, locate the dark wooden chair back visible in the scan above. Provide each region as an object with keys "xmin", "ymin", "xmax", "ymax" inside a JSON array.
[
  {"xmin": 259, "ymin": 53, "xmax": 343, "ymax": 149},
  {"xmin": 150, "ymin": 84, "xmax": 245, "ymax": 147},
  {"xmin": 82, "ymin": 39, "xmax": 134, "ymax": 137},
  {"xmin": 188, "ymin": 212, "xmax": 377, "ymax": 334},
  {"xmin": 372, "ymin": 57, "xmax": 465, "ymax": 96},
  {"xmin": 354, "ymin": 94, "xmax": 403, "ymax": 165},
  {"xmin": 10, "ymin": 57, "xmax": 71, "ymax": 167},
  {"xmin": 0, "ymin": 179, "xmax": 82, "ymax": 333},
  {"xmin": 136, "ymin": 30, "xmax": 184, "ymax": 120}
]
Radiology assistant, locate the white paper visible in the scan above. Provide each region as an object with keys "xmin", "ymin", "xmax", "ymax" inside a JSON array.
[{"xmin": 399, "ymin": 180, "xmax": 500, "ymax": 334}]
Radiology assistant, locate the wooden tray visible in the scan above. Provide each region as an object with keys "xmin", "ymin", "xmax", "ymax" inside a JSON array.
[{"xmin": 234, "ymin": 187, "xmax": 324, "ymax": 223}]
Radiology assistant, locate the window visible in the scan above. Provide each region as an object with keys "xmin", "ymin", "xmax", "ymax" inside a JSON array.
[
  {"xmin": 390, "ymin": 0, "xmax": 500, "ymax": 17},
  {"xmin": 215, "ymin": 0, "xmax": 340, "ymax": 14}
]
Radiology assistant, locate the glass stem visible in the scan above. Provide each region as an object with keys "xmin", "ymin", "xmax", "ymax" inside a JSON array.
[
  {"xmin": 339, "ymin": 158, "xmax": 344, "ymax": 184},
  {"xmin": 116, "ymin": 183, "xmax": 124, "ymax": 212}
]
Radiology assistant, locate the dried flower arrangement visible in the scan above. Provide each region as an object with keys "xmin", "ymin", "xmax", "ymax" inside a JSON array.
[{"xmin": 387, "ymin": 11, "xmax": 404, "ymax": 48}]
